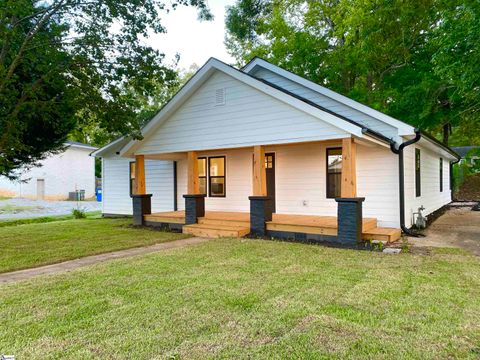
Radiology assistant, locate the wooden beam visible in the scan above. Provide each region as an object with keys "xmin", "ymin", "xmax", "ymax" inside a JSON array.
[
  {"xmin": 135, "ymin": 155, "xmax": 146, "ymax": 195},
  {"xmin": 252, "ymin": 145, "xmax": 267, "ymax": 196},
  {"xmin": 187, "ymin": 151, "xmax": 200, "ymax": 194},
  {"xmin": 341, "ymin": 137, "xmax": 357, "ymax": 198}
]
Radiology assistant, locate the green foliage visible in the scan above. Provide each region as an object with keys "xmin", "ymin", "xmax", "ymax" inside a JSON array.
[
  {"xmin": 71, "ymin": 207, "xmax": 86, "ymax": 219},
  {"xmin": 453, "ymin": 148, "xmax": 480, "ymax": 191},
  {"xmin": 225, "ymin": 0, "xmax": 480, "ymax": 146},
  {"xmin": 0, "ymin": 0, "xmax": 211, "ymax": 179}
]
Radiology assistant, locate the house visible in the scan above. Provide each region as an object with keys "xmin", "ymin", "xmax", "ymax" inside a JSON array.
[
  {"xmin": 92, "ymin": 57, "xmax": 459, "ymax": 246},
  {"xmin": 0, "ymin": 141, "xmax": 98, "ymax": 200},
  {"xmin": 452, "ymin": 146, "xmax": 480, "ymax": 168}
]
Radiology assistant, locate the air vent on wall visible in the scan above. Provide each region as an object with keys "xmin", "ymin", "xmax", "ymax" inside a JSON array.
[{"xmin": 215, "ymin": 88, "xmax": 225, "ymax": 106}]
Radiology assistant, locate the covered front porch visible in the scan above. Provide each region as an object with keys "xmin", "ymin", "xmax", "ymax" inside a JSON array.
[
  {"xmin": 130, "ymin": 137, "xmax": 402, "ymax": 246},
  {"xmin": 144, "ymin": 210, "xmax": 401, "ymax": 243}
]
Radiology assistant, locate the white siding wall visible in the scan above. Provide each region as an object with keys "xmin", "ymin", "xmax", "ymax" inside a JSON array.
[
  {"xmin": 251, "ymin": 68, "xmax": 400, "ymax": 141},
  {"xmin": 137, "ymin": 71, "xmax": 348, "ymax": 154},
  {"xmin": 0, "ymin": 146, "xmax": 95, "ymax": 200},
  {"xmin": 102, "ymin": 155, "xmax": 174, "ymax": 215},
  {"xmin": 404, "ymin": 145, "xmax": 451, "ymax": 227},
  {"xmin": 176, "ymin": 143, "xmax": 400, "ymax": 228}
]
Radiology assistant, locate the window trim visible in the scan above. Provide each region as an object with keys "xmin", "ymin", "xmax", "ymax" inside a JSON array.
[
  {"xmin": 415, "ymin": 148, "xmax": 421, "ymax": 197},
  {"xmin": 208, "ymin": 156, "xmax": 226, "ymax": 198},
  {"xmin": 198, "ymin": 157, "xmax": 207, "ymax": 196},
  {"xmin": 326, "ymin": 147, "xmax": 342, "ymax": 199},
  {"xmin": 129, "ymin": 161, "xmax": 136, "ymax": 196},
  {"xmin": 439, "ymin": 157, "xmax": 443, "ymax": 192}
]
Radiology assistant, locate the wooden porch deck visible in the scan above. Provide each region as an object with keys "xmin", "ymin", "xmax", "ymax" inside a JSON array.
[{"xmin": 144, "ymin": 211, "xmax": 401, "ymax": 242}]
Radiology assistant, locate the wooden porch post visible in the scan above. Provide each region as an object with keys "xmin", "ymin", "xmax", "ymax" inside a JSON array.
[
  {"xmin": 184, "ymin": 151, "xmax": 204, "ymax": 224},
  {"xmin": 341, "ymin": 137, "xmax": 357, "ymax": 198},
  {"xmin": 252, "ymin": 145, "xmax": 267, "ymax": 196},
  {"xmin": 135, "ymin": 155, "xmax": 146, "ymax": 195},
  {"xmin": 187, "ymin": 151, "xmax": 200, "ymax": 195}
]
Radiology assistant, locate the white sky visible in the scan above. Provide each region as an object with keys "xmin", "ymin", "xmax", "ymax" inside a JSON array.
[{"xmin": 147, "ymin": 0, "xmax": 237, "ymax": 71}]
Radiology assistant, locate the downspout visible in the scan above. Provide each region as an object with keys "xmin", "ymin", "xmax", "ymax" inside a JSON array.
[
  {"xmin": 390, "ymin": 129, "xmax": 422, "ymax": 236},
  {"xmin": 449, "ymin": 157, "xmax": 460, "ymax": 200}
]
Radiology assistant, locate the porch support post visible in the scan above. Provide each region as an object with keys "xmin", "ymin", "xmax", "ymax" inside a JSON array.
[
  {"xmin": 184, "ymin": 151, "xmax": 205, "ymax": 225},
  {"xmin": 131, "ymin": 154, "xmax": 152, "ymax": 226},
  {"xmin": 249, "ymin": 145, "xmax": 272, "ymax": 237},
  {"xmin": 341, "ymin": 137, "xmax": 357, "ymax": 198},
  {"xmin": 335, "ymin": 198, "xmax": 365, "ymax": 246}
]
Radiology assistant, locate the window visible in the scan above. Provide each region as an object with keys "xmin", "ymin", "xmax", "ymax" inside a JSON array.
[
  {"xmin": 198, "ymin": 157, "xmax": 207, "ymax": 195},
  {"xmin": 208, "ymin": 156, "xmax": 226, "ymax": 197},
  {"xmin": 439, "ymin": 158, "xmax": 443, "ymax": 192},
  {"xmin": 327, "ymin": 148, "xmax": 342, "ymax": 198},
  {"xmin": 129, "ymin": 162, "xmax": 136, "ymax": 196},
  {"xmin": 265, "ymin": 154, "xmax": 274, "ymax": 169},
  {"xmin": 415, "ymin": 148, "xmax": 421, "ymax": 197}
]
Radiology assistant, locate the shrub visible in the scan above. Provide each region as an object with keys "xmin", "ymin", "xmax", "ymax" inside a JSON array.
[{"xmin": 72, "ymin": 208, "xmax": 86, "ymax": 219}]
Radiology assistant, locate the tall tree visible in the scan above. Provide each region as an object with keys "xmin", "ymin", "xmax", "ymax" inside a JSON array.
[
  {"xmin": 0, "ymin": 0, "xmax": 211, "ymax": 179},
  {"xmin": 225, "ymin": 0, "xmax": 480, "ymax": 145}
]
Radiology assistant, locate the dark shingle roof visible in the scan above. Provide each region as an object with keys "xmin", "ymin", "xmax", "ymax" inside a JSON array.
[{"xmin": 451, "ymin": 146, "xmax": 480, "ymax": 158}]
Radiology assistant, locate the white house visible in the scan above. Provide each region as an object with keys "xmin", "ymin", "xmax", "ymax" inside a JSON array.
[
  {"xmin": 93, "ymin": 58, "xmax": 459, "ymax": 245},
  {"xmin": 0, "ymin": 141, "xmax": 98, "ymax": 200}
]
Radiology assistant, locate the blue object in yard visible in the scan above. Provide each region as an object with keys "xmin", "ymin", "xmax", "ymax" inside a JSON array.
[{"xmin": 96, "ymin": 187, "xmax": 102, "ymax": 202}]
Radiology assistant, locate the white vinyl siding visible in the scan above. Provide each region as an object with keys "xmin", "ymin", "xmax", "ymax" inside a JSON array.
[
  {"xmin": 403, "ymin": 145, "xmax": 451, "ymax": 227},
  {"xmin": 176, "ymin": 143, "xmax": 400, "ymax": 228},
  {"xmin": 251, "ymin": 67, "xmax": 400, "ymax": 141},
  {"xmin": 102, "ymin": 155, "xmax": 174, "ymax": 215},
  {"xmin": 136, "ymin": 71, "xmax": 349, "ymax": 155}
]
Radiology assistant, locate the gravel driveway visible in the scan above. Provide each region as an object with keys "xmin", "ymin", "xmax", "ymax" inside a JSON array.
[
  {"xmin": 409, "ymin": 206, "xmax": 480, "ymax": 255},
  {"xmin": 0, "ymin": 198, "xmax": 101, "ymax": 219}
]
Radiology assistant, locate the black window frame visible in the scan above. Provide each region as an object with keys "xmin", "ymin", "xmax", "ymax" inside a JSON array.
[
  {"xmin": 198, "ymin": 157, "xmax": 207, "ymax": 196},
  {"xmin": 326, "ymin": 147, "xmax": 342, "ymax": 199},
  {"xmin": 129, "ymin": 161, "xmax": 136, "ymax": 196},
  {"xmin": 208, "ymin": 156, "xmax": 226, "ymax": 198},
  {"xmin": 439, "ymin": 157, "xmax": 443, "ymax": 192},
  {"xmin": 415, "ymin": 148, "xmax": 421, "ymax": 197}
]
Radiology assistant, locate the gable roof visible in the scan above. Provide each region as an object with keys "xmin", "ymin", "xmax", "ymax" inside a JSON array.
[
  {"xmin": 243, "ymin": 57, "xmax": 415, "ymax": 137},
  {"xmin": 65, "ymin": 140, "xmax": 97, "ymax": 151},
  {"xmin": 451, "ymin": 146, "xmax": 480, "ymax": 158},
  {"xmin": 119, "ymin": 57, "xmax": 393, "ymax": 157}
]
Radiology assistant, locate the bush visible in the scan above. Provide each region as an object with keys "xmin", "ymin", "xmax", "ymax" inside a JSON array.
[{"xmin": 72, "ymin": 208, "xmax": 86, "ymax": 219}]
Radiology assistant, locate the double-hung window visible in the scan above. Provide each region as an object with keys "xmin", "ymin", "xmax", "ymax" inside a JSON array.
[
  {"xmin": 326, "ymin": 148, "xmax": 342, "ymax": 198},
  {"xmin": 415, "ymin": 148, "xmax": 421, "ymax": 197},
  {"xmin": 129, "ymin": 162, "xmax": 136, "ymax": 196},
  {"xmin": 208, "ymin": 156, "xmax": 226, "ymax": 197},
  {"xmin": 198, "ymin": 157, "xmax": 207, "ymax": 195}
]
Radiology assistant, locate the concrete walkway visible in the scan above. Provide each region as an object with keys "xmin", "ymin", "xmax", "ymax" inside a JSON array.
[{"xmin": 0, "ymin": 237, "xmax": 210, "ymax": 285}]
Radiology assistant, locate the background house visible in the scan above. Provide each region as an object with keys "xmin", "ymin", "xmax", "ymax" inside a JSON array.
[{"xmin": 0, "ymin": 141, "xmax": 97, "ymax": 200}]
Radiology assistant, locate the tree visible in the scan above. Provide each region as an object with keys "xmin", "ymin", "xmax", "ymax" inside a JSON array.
[
  {"xmin": 0, "ymin": 0, "xmax": 211, "ymax": 179},
  {"xmin": 225, "ymin": 0, "xmax": 480, "ymax": 146}
]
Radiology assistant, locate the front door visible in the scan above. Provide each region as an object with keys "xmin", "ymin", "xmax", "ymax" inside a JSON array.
[{"xmin": 265, "ymin": 153, "xmax": 276, "ymax": 213}]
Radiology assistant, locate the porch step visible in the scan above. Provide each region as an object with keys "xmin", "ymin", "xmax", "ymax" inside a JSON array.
[
  {"xmin": 183, "ymin": 223, "xmax": 250, "ymax": 238},
  {"xmin": 362, "ymin": 227, "xmax": 402, "ymax": 243},
  {"xmin": 198, "ymin": 217, "xmax": 250, "ymax": 228}
]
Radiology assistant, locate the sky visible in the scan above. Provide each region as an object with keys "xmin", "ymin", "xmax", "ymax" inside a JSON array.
[{"xmin": 147, "ymin": 0, "xmax": 237, "ymax": 71}]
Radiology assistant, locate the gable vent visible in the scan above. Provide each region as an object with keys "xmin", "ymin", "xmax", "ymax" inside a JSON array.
[{"xmin": 215, "ymin": 88, "xmax": 226, "ymax": 106}]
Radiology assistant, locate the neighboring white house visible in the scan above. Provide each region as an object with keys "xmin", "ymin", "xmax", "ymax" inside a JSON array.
[
  {"xmin": 0, "ymin": 141, "xmax": 98, "ymax": 200},
  {"xmin": 93, "ymin": 57, "xmax": 459, "ymax": 242}
]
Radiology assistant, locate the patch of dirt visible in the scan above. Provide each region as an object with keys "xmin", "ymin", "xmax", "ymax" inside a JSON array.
[
  {"xmin": 408, "ymin": 208, "xmax": 480, "ymax": 255},
  {"xmin": 455, "ymin": 173, "xmax": 480, "ymax": 201}
]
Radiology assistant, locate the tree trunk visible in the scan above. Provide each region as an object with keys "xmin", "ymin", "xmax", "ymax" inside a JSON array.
[{"xmin": 442, "ymin": 122, "xmax": 451, "ymax": 145}]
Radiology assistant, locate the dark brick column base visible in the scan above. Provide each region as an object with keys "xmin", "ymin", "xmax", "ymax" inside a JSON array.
[
  {"xmin": 335, "ymin": 197, "xmax": 365, "ymax": 246},
  {"xmin": 183, "ymin": 194, "xmax": 206, "ymax": 225},
  {"xmin": 249, "ymin": 196, "xmax": 273, "ymax": 237},
  {"xmin": 131, "ymin": 194, "xmax": 152, "ymax": 226}
]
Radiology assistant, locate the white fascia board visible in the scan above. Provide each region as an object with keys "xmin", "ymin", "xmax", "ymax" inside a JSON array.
[
  {"xmin": 120, "ymin": 58, "xmax": 364, "ymax": 157},
  {"xmin": 90, "ymin": 136, "xmax": 128, "ymax": 157},
  {"xmin": 243, "ymin": 58, "xmax": 415, "ymax": 136}
]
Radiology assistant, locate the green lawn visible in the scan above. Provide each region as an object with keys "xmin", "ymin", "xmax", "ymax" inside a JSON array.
[
  {"xmin": 0, "ymin": 239, "xmax": 479, "ymax": 359},
  {"xmin": 0, "ymin": 218, "xmax": 188, "ymax": 273}
]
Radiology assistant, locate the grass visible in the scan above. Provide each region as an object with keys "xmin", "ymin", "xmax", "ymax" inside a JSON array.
[
  {"xmin": 0, "ymin": 238, "xmax": 479, "ymax": 359},
  {"xmin": 0, "ymin": 211, "xmax": 102, "ymax": 228},
  {"xmin": 0, "ymin": 217, "xmax": 188, "ymax": 273},
  {"xmin": 0, "ymin": 195, "xmax": 11, "ymax": 200}
]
